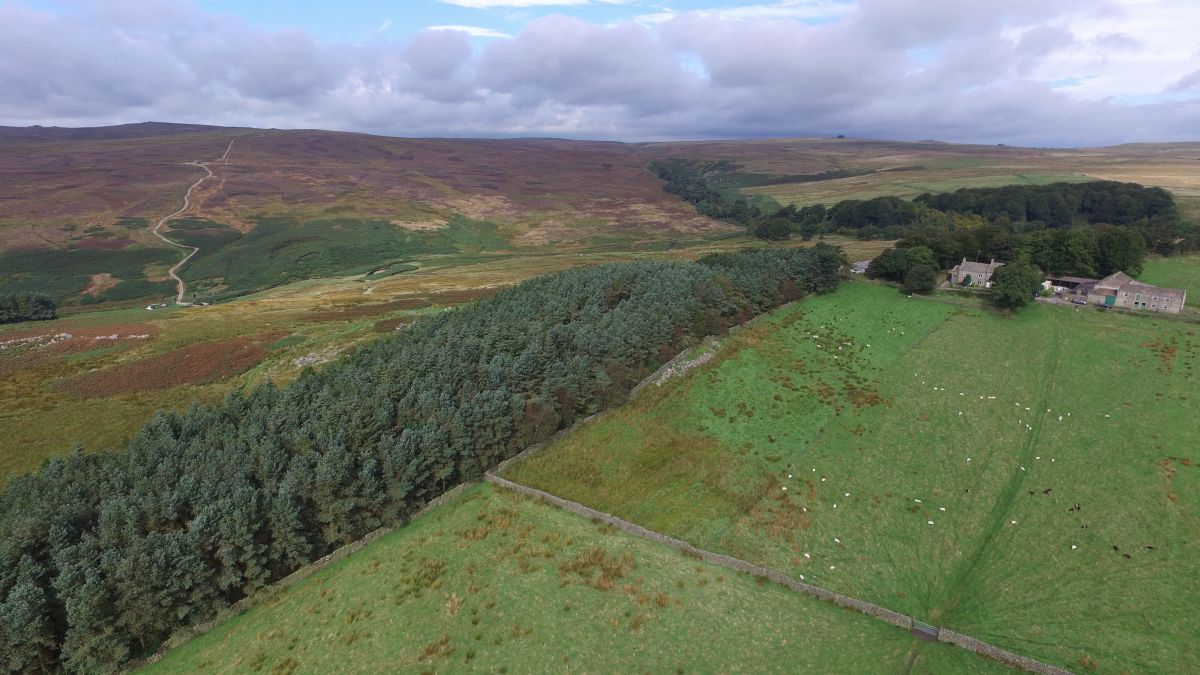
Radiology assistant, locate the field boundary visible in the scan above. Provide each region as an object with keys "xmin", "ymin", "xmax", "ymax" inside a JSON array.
[
  {"xmin": 484, "ymin": 473, "xmax": 1072, "ymax": 675},
  {"xmin": 129, "ymin": 481, "xmax": 472, "ymax": 671},
  {"xmin": 493, "ymin": 298, "xmax": 794, "ymax": 477}
]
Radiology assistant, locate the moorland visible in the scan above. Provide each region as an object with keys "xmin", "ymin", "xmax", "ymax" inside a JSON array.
[{"xmin": 2, "ymin": 122, "xmax": 1199, "ymax": 673}]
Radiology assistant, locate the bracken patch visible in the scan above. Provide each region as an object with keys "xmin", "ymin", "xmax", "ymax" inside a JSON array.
[{"xmin": 63, "ymin": 331, "xmax": 284, "ymax": 396}]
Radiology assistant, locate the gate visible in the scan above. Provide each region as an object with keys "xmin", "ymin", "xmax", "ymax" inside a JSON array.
[{"xmin": 911, "ymin": 618, "xmax": 941, "ymax": 641}]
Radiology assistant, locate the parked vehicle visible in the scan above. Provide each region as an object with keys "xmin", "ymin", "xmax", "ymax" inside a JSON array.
[{"xmin": 1072, "ymin": 298, "xmax": 1088, "ymax": 305}]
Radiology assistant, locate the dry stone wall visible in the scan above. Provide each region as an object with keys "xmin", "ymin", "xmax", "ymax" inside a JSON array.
[{"xmin": 485, "ymin": 474, "xmax": 1073, "ymax": 675}]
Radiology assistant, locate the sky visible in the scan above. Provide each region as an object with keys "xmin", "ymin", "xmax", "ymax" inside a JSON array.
[{"xmin": 2, "ymin": 0, "xmax": 1199, "ymax": 145}]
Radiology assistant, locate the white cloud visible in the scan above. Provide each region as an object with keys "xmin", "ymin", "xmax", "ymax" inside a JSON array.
[{"xmin": 426, "ymin": 24, "xmax": 513, "ymax": 38}]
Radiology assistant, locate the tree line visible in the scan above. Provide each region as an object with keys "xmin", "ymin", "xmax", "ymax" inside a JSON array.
[
  {"xmin": 647, "ymin": 159, "xmax": 764, "ymax": 227},
  {"xmin": 758, "ymin": 182, "xmax": 1193, "ymax": 250},
  {"xmin": 0, "ymin": 292, "xmax": 57, "ymax": 324},
  {"xmin": 0, "ymin": 246, "xmax": 845, "ymax": 673},
  {"xmin": 649, "ymin": 159, "xmax": 1197, "ymax": 258},
  {"xmin": 869, "ymin": 225, "xmax": 1147, "ymax": 284}
]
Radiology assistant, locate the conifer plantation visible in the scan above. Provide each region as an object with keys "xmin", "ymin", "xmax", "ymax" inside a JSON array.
[{"xmin": 0, "ymin": 245, "xmax": 844, "ymax": 673}]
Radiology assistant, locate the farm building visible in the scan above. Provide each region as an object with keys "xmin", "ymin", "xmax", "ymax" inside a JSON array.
[
  {"xmin": 1085, "ymin": 272, "xmax": 1186, "ymax": 313},
  {"xmin": 950, "ymin": 258, "xmax": 1004, "ymax": 288}
]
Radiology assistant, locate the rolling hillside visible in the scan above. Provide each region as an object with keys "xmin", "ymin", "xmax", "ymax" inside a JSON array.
[{"xmin": 5, "ymin": 124, "xmax": 1200, "ymax": 307}]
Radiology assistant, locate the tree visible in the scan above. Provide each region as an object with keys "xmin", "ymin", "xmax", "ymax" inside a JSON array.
[
  {"xmin": 0, "ymin": 292, "xmax": 57, "ymax": 324},
  {"xmin": 903, "ymin": 265, "xmax": 938, "ymax": 294},
  {"xmin": 866, "ymin": 249, "xmax": 909, "ymax": 281},
  {"xmin": 752, "ymin": 218, "xmax": 792, "ymax": 240},
  {"xmin": 990, "ymin": 259, "xmax": 1043, "ymax": 309},
  {"xmin": 903, "ymin": 245, "xmax": 936, "ymax": 270},
  {"xmin": 1094, "ymin": 226, "xmax": 1146, "ymax": 276}
]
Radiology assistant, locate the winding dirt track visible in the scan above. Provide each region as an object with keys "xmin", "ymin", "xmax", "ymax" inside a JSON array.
[{"xmin": 152, "ymin": 139, "xmax": 236, "ymax": 305}]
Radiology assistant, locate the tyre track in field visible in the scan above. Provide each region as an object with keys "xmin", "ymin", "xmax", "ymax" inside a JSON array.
[
  {"xmin": 152, "ymin": 138, "xmax": 236, "ymax": 305},
  {"xmin": 906, "ymin": 309, "xmax": 1064, "ymax": 671}
]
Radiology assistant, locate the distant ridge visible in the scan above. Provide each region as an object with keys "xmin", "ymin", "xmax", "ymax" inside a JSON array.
[{"xmin": 0, "ymin": 121, "xmax": 244, "ymax": 141}]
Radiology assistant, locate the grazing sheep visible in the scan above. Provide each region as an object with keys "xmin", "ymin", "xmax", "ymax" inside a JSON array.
[{"xmin": 928, "ymin": 520, "xmax": 935, "ymax": 525}]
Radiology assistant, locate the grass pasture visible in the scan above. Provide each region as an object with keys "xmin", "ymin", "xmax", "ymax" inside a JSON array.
[
  {"xmin": 147, "ymin": 483, "xmax": 1001, "ymax": 674},
  {"xmin": 507, "ymin": 282, "xmax": 1200, "ymax": 673},
  {"xmin": 1139, "ymin": 255, "xmax": 1200, "ymax": 302}
]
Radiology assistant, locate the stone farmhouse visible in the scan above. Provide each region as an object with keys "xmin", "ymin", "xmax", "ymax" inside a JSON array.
[
  {"xmin": 1086, "ymin": 272, "xmax": 1187, "ymax": 313},
  {"xmin": 950, "ymin": 258, "xmax": 1004, "ymax": 288}
]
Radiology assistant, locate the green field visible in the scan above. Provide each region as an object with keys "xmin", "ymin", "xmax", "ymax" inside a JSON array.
[
  {"xmin": 147, "ymin": 483, "xmax": 1001, "ymax": 673},
  {"xmin": 1139, "ymin": 255, "xmax": 1200, "ymax": 301},
  {"xmin": 507, "ymin": 282, "xmax": 1200, "ymax": 673}
]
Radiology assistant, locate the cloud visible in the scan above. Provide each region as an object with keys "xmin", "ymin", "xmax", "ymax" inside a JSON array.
[
  {"xmin": 0, "ymin": 0, "xmax": 1197, "ymax": 145},
  {"xmin": 440, "ymin": 0, "xmax": 625, "ymax": 7},
  {"xmin": 1171, "ymin": 70, "xmax": 1200, "ymax": 93},
  {"xmin": 426, "ymin": 25, "xmax": 513, "ymax": 38},
  {"xmin": 637, "ymin": 1, "xmax": 855, "ymax": 25}
]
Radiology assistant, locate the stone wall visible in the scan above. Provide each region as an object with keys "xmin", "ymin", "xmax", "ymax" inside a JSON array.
[
  {"xmin": 485, "ymin": 474, "xmax": 1073, "ymax": 675},
  {"xmin": 130, "ymin": 482, "xmax": 472, "ymax": 670}
]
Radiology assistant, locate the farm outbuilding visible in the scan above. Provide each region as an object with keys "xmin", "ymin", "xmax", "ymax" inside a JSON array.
[{"xmin": 1085, "ymin": 272, "xmax": 1186, "ymax": 313}]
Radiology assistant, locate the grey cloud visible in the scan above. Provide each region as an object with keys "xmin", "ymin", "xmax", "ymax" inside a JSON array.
[
  {"xmin": 478, "ymin": 16, "xmax": 699, "ymax": 113},
  {"xmin": 0, "ymin": 0, "xmax": 1196, "ymax": 146},
  {"xmin": 1170, "ymin": 70, "xmax": 1200, "ymax": 92}
]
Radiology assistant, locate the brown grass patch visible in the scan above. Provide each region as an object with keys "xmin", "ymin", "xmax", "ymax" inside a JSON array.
[
  {"xmin": 1141, "ymin": 337, "xmax": 1178, "ymax": 374},
  {"xmin": 303, "ymin": 298, "xmax": 430, "ymax": 322},
  {"xmin": 746, "ymin": 481, "xmax": 812, "ymax": 542},
  {"xmin": 82, "ymin": 273, "xmax": 119, "ymax": 296},
  {"xmin": 558, "ymin": 547, "xmax": 635, "ymax": 591},
  {"xmin": 426, "ymin": 287, "xmax": 504, "ymax": 305},
  {"xmin": 64, "ymin": 331, "xmax": 284, "ymax": 396}
]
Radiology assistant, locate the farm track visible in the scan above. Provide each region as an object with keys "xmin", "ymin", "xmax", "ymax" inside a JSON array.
[
  {"xmin": 152, "ymin": 139, "xmax": 236, "ymax": 305},
  {"xmin": 928, "ymin": 310, "xmax": 1064, "ymax": 630}
]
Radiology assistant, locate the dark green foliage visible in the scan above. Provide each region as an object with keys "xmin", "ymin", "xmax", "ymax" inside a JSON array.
[
  {"xmin": 647, "ymin": 160, "xmax": 763, "ymax": 227},
  {"xmin": 1019, "ymin": 229, "xmax": 1100, "ymax": 278},
  {"xmin": 0, "ymin": 246, "xmax": 844, "ymax": 673},
  {"xmin": 866, "ymin": 246, "xmax": 935, "ymax": 283},
  {"xmin": 180, "ymin": 215, "xmax": 506, "ymax": 300},
  {"xmin": 990, "ymin": 259, "xmax": 1044, "ymax": 309},
  {"xmin": 827, "ymin": 197, "xmax": 922, "ymax": 231},
  {"xmin": 1094, "ymin": 226, "xmax": 1147, "ymax": 277},
  {"xmin": 0, "ymin": 292, "xmax": 57, "ymax": 324},
  {"xmin": 0, "ymin": 247, "xmax": 178, "ymax": 303},
  {"xmin": 101, "ymin": 280, "xmax": 177, "ymax": 302},
  {"xmin": 751, "ymin": 218, "xmax": 793, "ymax": 241},
  {"xmin": 903, "ymin": 265, "xmax": 938, "ymax": 295},
  {"xmin": 915, "ymin": 181, "xmax": 1176, "ymax": 227}
]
